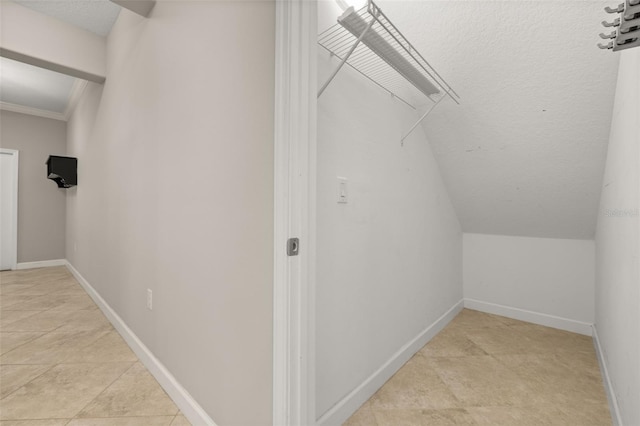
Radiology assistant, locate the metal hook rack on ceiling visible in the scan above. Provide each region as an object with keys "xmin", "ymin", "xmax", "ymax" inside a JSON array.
[{"xmin": 317, "ymin": 0, "xmax": 460, "ymax": 144}]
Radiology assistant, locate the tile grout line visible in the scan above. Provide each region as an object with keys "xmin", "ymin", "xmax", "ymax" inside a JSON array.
[
  {"xmin": 0, "ymin": 363, "xmax": 57, "ymax": 402},
  {"xmin": 415, "ymin": 351, "xmax": 466, "ymax": 411},
  {"xmin": 0, "ymin": 310, "xmax": 51, "ymax": 329},
  {"xmin": 69, "ymin": 414, "xmax": 180, "ymax": 419},
  {"xmin": 0, "ymin": 330, "xmax": 50, "ymax": 359},
  {"xmin": 1, "ymin": 286, "xmax": 95, "ymax": 311},
  {"xmin": 0, "ymin": 416, "xmax": 72, "ymax": 421},
  {"xmin": 1, "ymin": 309, "xmax": 97, "ymax": 335},
  {"xmin": 2, "ymin": 361, "xmax": 136, "ymax": 365},
  {"xmin": 0, "ymin": 300, "xmax": 115, "ymax": 405},
  {"xmin": 69, "ymin": 360, "xmax": 139, "ymax": 420},
  {"xmin": 0, "ymin": 284, "xmax": 63, "ymax": 360},
  {"xmin": 0, "ymin": 414, "xmax": 179, "ymax": 421},
  {"xmin": 0, "ymin": 309, "xmax": 96, "ymax": 360},
  {"xmin": 351, "ymin": 314, "xmax": 608, "ymax": 425},
  {"xmin": 1, "ymin": 270, "xmax": 146, "ymax": 423}
]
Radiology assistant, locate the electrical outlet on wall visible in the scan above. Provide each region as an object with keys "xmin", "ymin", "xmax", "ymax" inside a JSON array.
[{"xmin": 147, "ymin": 289, "xmax": 153, "ymax": 310}]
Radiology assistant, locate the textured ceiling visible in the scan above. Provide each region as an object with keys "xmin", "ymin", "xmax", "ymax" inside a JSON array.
[
  {"xmin": 11, "ymin": 0, "xmax": 120, "ymax": 36},
  {"xmin": 376, "ymin": 0, "xmax": 620, "ymax": 239}
]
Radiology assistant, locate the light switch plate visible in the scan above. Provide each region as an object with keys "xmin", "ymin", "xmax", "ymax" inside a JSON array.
[
  {"xmin": 146, "ymin": 289, "xmax": 153, "ymax": 310},
  {"xmin": 337, "ymin": 177, "xmax": 348, "ymax": 204}
]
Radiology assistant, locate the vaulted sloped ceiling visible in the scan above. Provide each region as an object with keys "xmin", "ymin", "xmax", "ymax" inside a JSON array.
[{"xmin": 379, "ymin": 1, "xmax": 620, "ymax": 239}]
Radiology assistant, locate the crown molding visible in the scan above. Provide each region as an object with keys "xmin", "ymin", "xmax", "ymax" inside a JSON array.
[{"xmin": 0, "ymin": 101, "xmax": 66, "ymax": 121}]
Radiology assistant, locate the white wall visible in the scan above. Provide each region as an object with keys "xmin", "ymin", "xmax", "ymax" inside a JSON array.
[
  {"xmin": 0, "ymin": 110, "xmax": 66, "ymax": 263},
  {"xmin": 66, "ymin": 2, "xmax": 275, "ymax": 425},
  {"xmin": 464, "ymin": 233, "xmax": 595, "ymax": 332},
  {"xmin": 594, "ymin": 47, "xmax": 640, "ymax": 426},
  {"xmin": 315, "ymin": 8, "xmax": 463, "ymax": 420}
]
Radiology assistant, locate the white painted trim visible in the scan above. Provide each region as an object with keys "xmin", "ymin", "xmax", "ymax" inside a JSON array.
[
  {"xmin": 592, "ymin": 326, "xmax": 622, "ymax": 426},
  {"xmin": 273, "ymin": 1, "xmax": 317, "ymax": 425},
  {"xmin": 463, "ymin": 298, "xmax": 593, "ymax": 336},
  {"xmin": 1, "ymin": 148, "xmax": 19, "ymax": 271},
  {"xmin": 316, "ymin": 300, "xmax": 464, "ymax": 426},
  {"xmin": 64, "ymin": 79, "xmax": 88, "ymax": 120},
  {"xmin": 65, "ymin": 262, "xmax": 217, "ymax": 426},
  {"xmin": 0, "ymin": 101, "xmax": 66, "ymax": 121},
  {"xmin": 16, "ymin": 259, "xmax": 66, "ymax": 270}
]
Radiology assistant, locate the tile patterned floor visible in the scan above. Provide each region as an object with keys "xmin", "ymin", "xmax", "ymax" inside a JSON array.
[
  {"xmin": 344, "ymin": 309, "xmax": 612, "ymax": 426},
  {"xmin": 2, "ymin": 267, "xmax": 613, "ymax": 426},
  {"xmin": 0, "ymin": 266, "xmax": 191, "ymax": 426}
]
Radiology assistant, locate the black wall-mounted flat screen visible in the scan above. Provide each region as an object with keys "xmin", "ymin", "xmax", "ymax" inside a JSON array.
[{"xmin": 46, "ymin": 155, "xmax": 77, "ymax": 188}]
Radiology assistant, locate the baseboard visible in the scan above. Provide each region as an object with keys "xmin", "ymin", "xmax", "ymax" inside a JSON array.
[
  {"xmin": 316, "ymin": 299, "xmax": 464, "ymax": 426},
  {"xmin": 16, "ymin": 259, "xmax": 67, "ymax": 270},
  {"xmin": 463, "ymin": 298, "xmax": 593, "ymax": 336},
  {"xmin": 65, "ymin": 262, "xmax": 217, "ymax": 426},
  {"xmin": 592, "ymin": 326, "xmax": 622, "ymax": 426}
]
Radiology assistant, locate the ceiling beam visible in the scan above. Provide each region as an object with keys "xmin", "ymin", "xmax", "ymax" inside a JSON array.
[
  {"xmin": 0, "ymin": 48, "xmax": 105, "ymax": 84},
  {"xmin": 110, "ymin": 0, "xmax": 156, "ymax": 17},
  {"xmin": 0, "ymin": 1, "xmax": 106, "ymax": 83}
]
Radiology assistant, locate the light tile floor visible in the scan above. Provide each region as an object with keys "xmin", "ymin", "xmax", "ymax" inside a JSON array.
[
  {"xmin": 2, "ymin": 268, "xmax": 613, "ymax": 426},
  {"xmin": 0, "ymin": 266, "xmax": 191, "ymax": 426},
  {"xmin": 344, "ymin": 309, "xmax": 612, "ymax": 426}
]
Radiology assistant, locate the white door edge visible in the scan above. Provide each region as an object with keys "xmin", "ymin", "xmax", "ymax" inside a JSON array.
[
  {"xmin": 273, "ymin": 1, "xmax": 318, "ymax": 425},
  {"xmin": 0, "ymin": 148, "xmax": 19, "ymax": 271}
]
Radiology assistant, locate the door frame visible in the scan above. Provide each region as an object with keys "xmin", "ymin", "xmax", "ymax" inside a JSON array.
[
  {"xmin": 273, "ymin": 0, "xmax": 317, "ymax": 424},
  {"xmin": 0, "ymin": 148, "xmax": 19, "ymax": 270}
]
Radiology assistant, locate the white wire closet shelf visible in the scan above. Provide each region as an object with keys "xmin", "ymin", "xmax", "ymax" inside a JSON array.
[{"xmin": 318, "ymin": 0, "xmax": 460, "ymax": 116}]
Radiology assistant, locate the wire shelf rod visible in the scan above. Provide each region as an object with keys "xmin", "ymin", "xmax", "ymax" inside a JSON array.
[
  {"xmin": 319, "ymin": 45, "xmax": 416, "ymax": 110},
  {"xmin": 401, "ymin": 90, "xmax": 449, "ymax": 145},
  {"xmin": 367, "ymin": 1, "xmax": 460, "ymax": 100},
  {"xmin": 318, "ymin": 0, "xmax": 460, "ymax": 113},
  {"xmin": 318, "ymin": 9, "xmax": 378, "ymax": 98},
  {"xmin": 368, "ymin": 13, "xmax": 449, "ymax": 101}
]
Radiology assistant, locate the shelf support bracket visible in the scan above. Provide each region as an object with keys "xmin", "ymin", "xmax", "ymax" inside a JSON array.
[
  {"xmin": 317, "ymin": 13, "xmax": 377, "ymax": 98},
  {"xmin": 401, "ymin": 92, "xmax": 449, "ymax": 145}
]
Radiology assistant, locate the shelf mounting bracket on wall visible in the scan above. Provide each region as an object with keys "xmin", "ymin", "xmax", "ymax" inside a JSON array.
[
  {"xmin": 401, "ymin": 90, "xmax": 449, "ymax": 145},
  {"xmin": 317, "ymin": 9, "xmax": 378, "ymax": 98},
  {"xmin": 318, "ymin": 0, "xmax": 460, "ymax": 143}
]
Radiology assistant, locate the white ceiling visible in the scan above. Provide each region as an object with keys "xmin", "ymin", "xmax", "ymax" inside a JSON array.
[
  {"xmin": 377, "ymin": 0, "xmax": 620, "ymax": 239},
  {"xmin": 11, "ymin": 0, "xmax": 120, "ymax": 36},
  {"xmin": 0, "ymin": 56, "xmax": 76, "ymax": 113}
]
